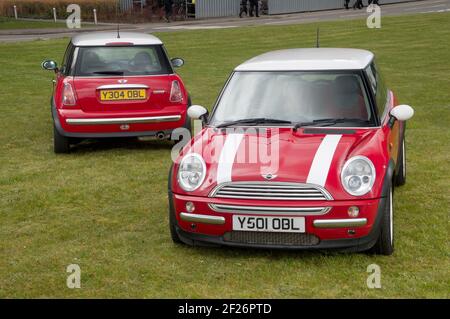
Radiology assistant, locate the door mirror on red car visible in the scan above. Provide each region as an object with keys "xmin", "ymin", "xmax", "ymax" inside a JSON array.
[
  {"xmin": 41, "ymin": 60, "xmax": 58, "ymax": 72},
  {"xmin": 188, "ymin": 105, "xmax": 209, "ymax": 125},
  {"xmin": 171, "ymin": 58, "xmax": 184, "ymax": 68},
  {"xmin": 389, "ymin": 104, "xmax": 414, "ymax": 127}
]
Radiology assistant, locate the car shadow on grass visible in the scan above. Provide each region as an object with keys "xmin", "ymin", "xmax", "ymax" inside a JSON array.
[
  {"xmin": 173, "ymin": 243, "xmax": 365, "ymax": 260},
  {"xmin": 71, "ymin": 137, "xmax": 175, "ymax": 154}
]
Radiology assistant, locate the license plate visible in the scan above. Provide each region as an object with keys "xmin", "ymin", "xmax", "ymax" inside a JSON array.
[
  {"xmin": 233, "ymin": 215, "xmax": 305, "ymax": 233},
  {"xmin": 100, "ymin": 89, "xmax": 147, "ymax": 101}
]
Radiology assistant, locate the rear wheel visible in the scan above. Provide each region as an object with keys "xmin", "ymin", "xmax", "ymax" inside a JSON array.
[
  {"xmin": 394, "ymin": 138, "xmax": 407, "ymax": 186},
  {"xmin": 369, "ymin": 184, "xmax": 394, "ymax": 255},
  {"xmin": 53, "ymin": 125, "xmax": 70, "ymax": 154}
]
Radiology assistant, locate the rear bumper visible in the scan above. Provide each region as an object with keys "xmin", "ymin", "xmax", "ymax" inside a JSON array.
[
  {"xmin": 52, "ymin": 99, "xmax": 186, "ymax": 138},
  {"xmin": 65, "ymin": 115, "xmax": 181, "ymax": 126}
]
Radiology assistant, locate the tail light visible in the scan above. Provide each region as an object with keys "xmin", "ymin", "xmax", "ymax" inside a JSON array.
[
  {"xmin": 62, "ymin": 83, "xmax": 77, "ymax": 106},
  {"xmin": 169, "ymin": 80, "xmax": 184, "ymax": 103}
]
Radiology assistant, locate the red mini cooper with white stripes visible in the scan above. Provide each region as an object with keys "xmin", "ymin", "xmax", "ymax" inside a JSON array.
[
  {"xmin": 42, "ymin": 32, "xmax": 190, "ymax": 153},
  {"xmin": 169, "ymin": 48, "xmax": 414, "ymax": 255}
]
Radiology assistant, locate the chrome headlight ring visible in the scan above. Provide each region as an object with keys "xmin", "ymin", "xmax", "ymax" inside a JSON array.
[
  {"xmin": 341, "ymin": 156, "xmax": 376, "ymax": 196},
  {"xmin": 177, "ymin": 153, "xmax": 206, "ymax": 192}
]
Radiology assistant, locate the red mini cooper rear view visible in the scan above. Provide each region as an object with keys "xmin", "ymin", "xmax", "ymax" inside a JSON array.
[{"xmin": 42, "ymin": 32, "xmax": 190, "ymax": 153}]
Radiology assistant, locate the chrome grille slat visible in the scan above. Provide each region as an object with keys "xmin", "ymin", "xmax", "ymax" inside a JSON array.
[
  {"xmin": 217, "ymin": 191, "xmax": 322, "ymax": 197},
  {"xmin": 223, "ymin": 187, "xmax": 322, "ymax": 193},
  {"xmin": 224, "ymin": 185, "xmax": 318, "ymax": 189},
  {"xmin": 215, "ymin": 195, "xmax": 324, "ymax": 200},
  {"xmin": 210, "ymin": 182, "xmax": 332, "ymax": 201},
  {"xmin": 209, "ymin": 204, "xmax": 331, "ymax": 216}
]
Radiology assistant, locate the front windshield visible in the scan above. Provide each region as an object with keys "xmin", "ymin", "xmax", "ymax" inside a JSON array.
[
  {"xmin": 209, "ymin": 71, "xmax": 373, "ymax": 127},
  {"xmin": 74, "ymin": 45, "xmax": 171, "ymax": 76}
]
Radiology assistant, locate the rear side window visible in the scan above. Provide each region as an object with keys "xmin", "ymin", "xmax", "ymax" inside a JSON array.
[
  {"xmin": 60, "ymin": 42, "xmax": 74, "ymax": 75},
  {"xmin": 365, "ymin": 62, "xmax": 388, "ymax": 120},
  {"xmin": 74, "ymin": 45, "xmax": 172, "ymax": 77}
]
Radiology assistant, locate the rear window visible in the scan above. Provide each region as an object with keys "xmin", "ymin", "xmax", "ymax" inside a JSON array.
[{"xmin": 74, "ymin": 45, "xmax": 172, "ymax": 77}]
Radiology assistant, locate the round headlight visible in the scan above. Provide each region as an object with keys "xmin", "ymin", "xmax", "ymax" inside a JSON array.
[
  {"xmin": 178, "ymin": 153, "xmax": 206, "ymax": 192},
  {"xmin": 341, "ymin": 156, "xmax": 376, "ymax": 196}
]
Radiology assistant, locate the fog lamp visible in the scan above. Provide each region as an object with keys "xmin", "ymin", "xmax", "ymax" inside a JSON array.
[
  {"xmin": 185, "ymin": 202, "xmax": 195, "ymax": 213},
  {"xmin": 348, "ymin": 206, "xmax": 360, "ymax": 218}
]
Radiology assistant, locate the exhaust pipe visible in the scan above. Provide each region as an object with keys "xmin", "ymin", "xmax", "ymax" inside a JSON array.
[{"xmin": 156, "ymin": 132, "xmax": 166, "ymax": 140}]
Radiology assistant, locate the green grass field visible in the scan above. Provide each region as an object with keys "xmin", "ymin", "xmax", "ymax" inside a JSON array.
[
  {"xmin": 0, "ymin": 12, "xmax": 449, "ymax": 298},
  {"xmin": 0, "ymin": 17, "xmax": 68, "ymax": 30}
]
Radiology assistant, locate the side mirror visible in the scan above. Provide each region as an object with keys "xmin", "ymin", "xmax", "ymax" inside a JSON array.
[
  {"xmin": 171, "ymin": 58, "xmax": 184, "ymax": 68},
  {"xmin": 41, "ymin": 60, "xmax": 58, "ymax": 72},
  {"xmin": 188, "ymin": 105, "xmax": 208, "ymax": 124},
  {"xmin": 389, "ymin": 104, "xmax": 414, "ymax": 127}
]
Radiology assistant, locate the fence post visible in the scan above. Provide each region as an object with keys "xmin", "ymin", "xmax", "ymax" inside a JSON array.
[
  {"xmin": 93, "ymin": 9, "xmax": 98, "ymax": 24},
  {"xmin": 13, "ymin": 5, "xmax": 18, "ymax": 19},
  {"xmin": 53, "ymin": 7, "xmax": 57, "ymax": 22}
]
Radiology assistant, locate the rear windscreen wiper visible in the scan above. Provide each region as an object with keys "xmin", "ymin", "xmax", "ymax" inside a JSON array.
[
  {"xmin": 294, "ymin": 118, "xmax": 370, "ymax": 131},
  {"xmin": 92, "ymin": 71, "xmax": 125, "ymax": 75},
  {"xmin": 216, "ymin": 118, "xmax": 292, "ymax": 128}
]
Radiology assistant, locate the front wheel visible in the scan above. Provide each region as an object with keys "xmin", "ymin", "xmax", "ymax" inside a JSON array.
[
  {"xmin": 369, "ymin": 184, "xmax": 394, "ymax": 255},
  {"xmin": 169, "ymin": 198, "xmax": 183, "ymax": 244},
  {"xmin": 53, "ymin": 125, "xmax": 70, "ymax": 154}
]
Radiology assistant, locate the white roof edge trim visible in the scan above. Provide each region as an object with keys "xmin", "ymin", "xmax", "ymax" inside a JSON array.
[
  {"xmin": 235, "ymin": 48, "xmax": 375, "ymax": 71},
  {"xmin": 72, "ymin": 32, "xmax": 163, "ymax": 46}
]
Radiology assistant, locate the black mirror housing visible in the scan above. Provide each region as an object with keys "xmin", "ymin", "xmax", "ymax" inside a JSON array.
[
  {"xmin": 41, "ymin": 60, "xmax": 58, "ymax": 71},
  {"xmin": 171, "ymin": 58, "xmax": 185, "ymax": 68}
]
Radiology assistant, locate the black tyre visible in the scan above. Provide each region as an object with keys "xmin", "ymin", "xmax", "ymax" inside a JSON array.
[
  {"xmin": 183, "ymin": 111, "xmax": 192, "ymax": 136},
  {"xmin": 169, "ymin": 194, "xmax": 183, "ymax": 244},
  {"xmin": 53, "ymin": 125, "xmax": 70, "ymax": 154},
  {"xmin": 168, "ymin": 163, "xmax": 183, "ymax": 244},
  {"xmin": 370, "ymin": 184, "xmax": 394, "ymax": 255},
  {"xmin": 394, "ymin": 138, "xmax": 406, "ymax": 186},
  {"xmin": 184, "ymin": 95, "xmax": 193, "ymax": 135},
  {"xmin": 171, "ymin": 96, "xmax": 192, "ymax": 143}
]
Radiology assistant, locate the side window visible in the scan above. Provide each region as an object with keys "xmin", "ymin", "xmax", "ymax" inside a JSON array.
[
  {"xmin": 60, "ymin": 43, "xmax": 74, "ymax": 75},
  {"xmin": 365, "ymin": 62, "xmax": 387, "ymax": 120},
  {"xmin": 365, "ymin": 65, "xmax": 377, "ymax": 94}
]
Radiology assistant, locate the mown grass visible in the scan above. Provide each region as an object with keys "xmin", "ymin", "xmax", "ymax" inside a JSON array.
[
  {"xmin": 0, "ymin": 12, "xmax": 449, "ymax": 298},
  {"xmin": 0, "ymin": 17, "xmax": 67, "ymax": 30}
]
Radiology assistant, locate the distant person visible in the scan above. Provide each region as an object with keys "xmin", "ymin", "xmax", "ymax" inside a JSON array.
[
  {"xmin": 249, "ymin": 0, "xmax": 259, "ymax": 17},
  {"xmin": 164, "ymin": 0, "xmax": 173, "ymax": 22},
  {"xmin": 187, "ymin": 0, "xmax": 196, "ymax": 18},
  {"xmin": 368, "ymin": 0, "xmax": 380, "ymax": 5},
  {"xmin": 239, "ymin": 0, "xmax": 248, "ymax": 18},
  {"xmin": 353, "ymin": 0, "xmax": 364, "ymax": 9},
  {"xmin": 344, "ymin": 0, "xmax": 351, "ymax": 10}
]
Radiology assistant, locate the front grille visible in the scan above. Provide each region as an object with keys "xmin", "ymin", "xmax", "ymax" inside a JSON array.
[
  {"xmin": 224, "ymin": 231, "xmax": 320, "ymax": 246},
  {"xmin": 210, "ymin": 182, "xmax": 332, "ymax": 201}
]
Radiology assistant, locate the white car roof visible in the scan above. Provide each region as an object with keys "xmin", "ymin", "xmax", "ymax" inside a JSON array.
[
  {"xmin": 235, "ymin": 48, "xmax": 374, "ymax": 71},
  {"xmin": 72, "ymin": 32, "xmax": 163, "ymax": 46}
]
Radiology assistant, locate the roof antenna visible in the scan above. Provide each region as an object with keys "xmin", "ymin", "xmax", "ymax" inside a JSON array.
[
  {"xmin": 116, "ymin": 1, "xmax": 121, "ymax": 38},
  {"xmin": 316, "ymin": 27, "xmax": 320, "ymax": 48}
]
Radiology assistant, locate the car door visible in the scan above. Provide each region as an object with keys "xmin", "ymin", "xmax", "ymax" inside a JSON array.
[{"xmin": 366, "ymin": 63, "xmax": 400, "ymax": 164}]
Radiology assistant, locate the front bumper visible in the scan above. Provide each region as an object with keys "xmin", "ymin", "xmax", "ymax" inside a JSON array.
[{"xmin": 170, "ymin": 192, "xmax": 386, "ymax": 252}]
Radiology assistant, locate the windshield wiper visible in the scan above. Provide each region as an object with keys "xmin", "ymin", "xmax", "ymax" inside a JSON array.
[
  {"xmin": 92, "ymin": 71, "xmax": 124, "ymax": 75},
  {"xmin": 216, "ymin": 118, "xmax": 292, "ymax": 128},
  {"xmin": 293, "ymin": 118, "xmax": 370, "ymax": 131}
]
